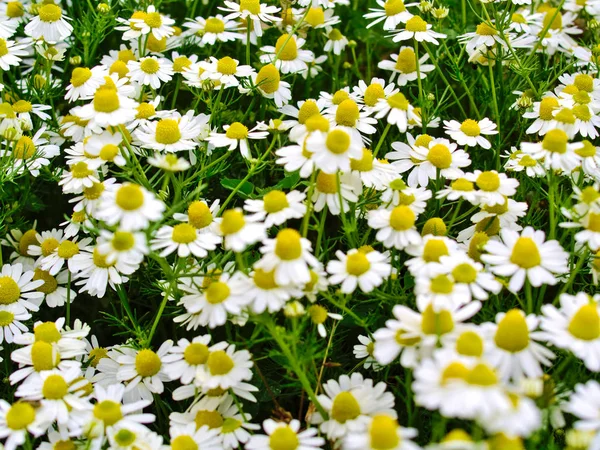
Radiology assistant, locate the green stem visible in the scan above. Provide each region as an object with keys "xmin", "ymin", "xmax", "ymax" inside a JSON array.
[
  {"xmin": 414, "ymin": 40, "xmax": 426, "ymax": 132},
  {"xmin": 302, "ymin": 170, "xmax": 317, "ymax": 237},
  {"xmin": 373, "ymin": 123, "xmax": 392, "ymax": 158},
  {"xmin": 66, "ymin": 270, "xmax": 71, "ymax": 326}
]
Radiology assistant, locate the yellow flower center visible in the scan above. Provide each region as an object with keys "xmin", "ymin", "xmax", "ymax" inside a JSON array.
[
  {"xmin": 140, "ymin": 58, "xmax": 160, "ymax": 74},
  {"xmin": 370, "ymin": 415, "xmax": 400, "ymax": 449},
  {"xmin": 574, "ymin": 104, "xmax": 592, "ymax": 121},
  {"xmin": 475, "ymin": 171, "xmax": 500, "ymax": 191},
  {"xmin": 114, "ymin": 429, "xmax": 137, "ymax": 447},
  {"xmin": 351, "ymin": 148, "xmax": 374, "ymax": 172},
  {"xmin": 18, "ymin": 229, "xmax": 37, "ymax": 256},
  {"xmin": 99, "ymin": 144, "xmax": 119, "ymax": 161},
  {"xmin": 172, "ymin": 223, "xmax": 197, "ymax": 244},
  {"xmin": 328, "ymin": 28, "xmax": 343, "ymax": 40},
  {"xmin": 225, "ymin": 122, "xmax": 249, "ymax": 140},
  {"xmin": 494, "ymin": 309, "xmax": 529, "ymax": 352},
  {"xmin": 217, "ymin": 56, "xmax": 238, "ymax": 75},
  {"xmin": 207, "ymin": 350, "xmax": 234, "ymax": 375},
  {"xmin": 256, "ymin": 64, "xmax": 280, "ymax": 93},
  {"xmin": 135, "ymin": 349, "xmax": 162, "ymax": 377},
  {"xmin": 512, "ymin": 12, "xmax": 526, "ymax": 23},
  {"xmin": 12, "ymin": 100, "xmax": 32, "ymax": 113},
  {"xmin": 456, "ymin": 331, "xmax": 484, "ymax": 356},
  {"xmin": 94, "ymin": 89, "xmax": 120, "ymax": 113},
  {"xmin": 421, "ymin": 304, "xmax": 454, "ymax": 335},
  {"xmin": 94, "ymin": 400, "xmax": 123, "ymax": 426},
  {"xmin": 582, "ymin": 186, "xmax": 600, "ymax": 204},
  {"xmin": 427, "ymin": 143, "xmax": 452, "ymax": 169},
  {"xmin": 466, "ymin": 363, "xmax": 498, "ymax": 386},
  {"xmin": 305, "ymin": 7, "xmax": 325, "ymax": 27},
  {"xmin": 451, "ymin": 178, "xmax": 474, "ymax": 192},
  {"xmin": 89, "ymin": 347, "xmax": 108, "ymax": 367},
  {"xmin": 389, "ymin": 205, "xmax": 416, "ymax": 231},
  {"xmin": 519, "ymin": 155, "xmax": 538, "ymax": 167},
  {"xmin": 0, "ymin": 276, "xmax": 20, "ymax": 305},
  {"xmin": 575, "ymin": 74, "xmax": 595, "ymax": 92},
  {"xmin": 574, "ymin": 90, "xmax": 591, "ymax": 104},
  {"xmin": 275, "ymin": 34, "xmax": 298, "ymax": 61},
  {"xmin": 554, "ymin": 108, "xmax": 575, "ymax": 124},
  {"xmin": 394, "ymin": 48, "xmax": 417, "ymax": 74},
  {"xmin": 155, "ymin": 119, "xmax": 182, "ymax": 145},
  {"xmin": 308, "ymin": 305, "xmax": 328, "ymax": 324},
  {"xmin": 71, "ymin": 68, "xmax": 92, "ymax": 87},
  {"xmin": 41, "ymin": 237, "xmax": 59, "ymax": 257},
  {"xmin": 144, "ymin": 12, "xmax": 163, "ymax": 28},
  {"xmin": 539, "ymin": 97, "xmax": 559, "ymax": 120},
  {"xmin": 183, "ymin": 343, "xmax": 209, "ymax": 365},
  {"xmin": 422, "ymin": 239, "xmax": 449, "ymax": 262},
  {"xmin": 173, "ymin": 56, "xmax": 192, "ymax": 73},
  {"xmin": 93, "ymin": 249, "xmax": 115, "ymax": 268},
  {"xmin": 332, "ymin": 90, "xmax": 349, "ymax": 105},
  {"xmin": 6, "ymin": 402, "xmax": 35, "ymax": 430},
  {"xmin": 576, "ymin": 140, "xmax": 597, "ymax": 157},
  {"xmin": 331, "ymin": 391, "xmax": 361, "ymax": 423},
  {"xmin": 460, "ymin": 119, "xmax": 481, "ymax": 137},
  {"xmin": 422, "ymin": 217, "xmax": 446, "ymax": 236},
  {"xmin": 57, "ymin": 240, "xmax": 79, "ymax": 259},
  {"xmin": 147, "ymin": 34, "xmax": 167, "ymax": 53},
  {"xmin": 542, "ymin": 8, "xmax": 562, "ymax": 30},
  {"xmin": 43, "ymin": 374, "xmax": 68, "ymax": 399},
  {"xmin": 510, "ymin": 237, "xmax": 541, "ymax": 269},
  {"xmin": 385, "ymin": 0, "xmax": 406, "ymax": 15},
  {"xmin": 83, "ymin": 182, "xmax": 105, "ymax": 200},
  {"xmin": 31, "ymin": 341, "xmax": 59, "ymax": 371},
  {"xmin": 476, "ymin": 21, "xmax": 497, "ymax": 35},
  {"xmin": 587, "ymin": 212, "xmax": 600, "ymax": 232},
  {"xmin": 336, "ymin": 99, "xmax": 360, "ymax": 127},
  {"xmin": 298, "ymin": 100, "xmax": 320, "ymax": 124},
  {"xmin": 0, "ymin": 310, "xmax": 14, "ymax": 326},
  {"xmin": 188, "ymin": 201, "xmax": 213, "ymax": 229},
  {"xmin": 275, "ymin": 228, "xmax": 302, "ymax": 260},
  {"xmin": 395, "ymin": 329, "xmax": 421, "ymax": 346},
  {"xmin": 71, "ymin": 161, "xmax": 93, "ymax": 179},
  {"xmin": 452, "ymin": 263, "xmax": 477, "ymax": 283},
  {"xmin": 405, "ymin": 15, "xmax": 428, "ymax": 32},
  {"xmin": 205, "ymin": 281, "xmax": 230, "ymax": 304},
  {"xmin": 568, "ymin": 303, "xmax": 600, "ymax": 340},
  {"xmin": 430, "ymin": 274, "xmax": 454, "ymax": 294},
  {"xmin": 110, "ymin": 60, "xmax": 129, "ymax": 78},
  {"xmin": 205, "ymin": 17, "xmax": 225, "ymax": 33},
  {"xmin": 326, "ymin": 129, "xmax": 351, "ymax": 154},
  {"xmin": 240, "ymin": 0, "xmax": 261, "ymax": 14},
  {"xmin": 6, "ymin": 2, "xmax": 24, "ymax": 18},
  {"xmin": 171, "ymin": 435, "xmax": 198, "ymax": 450},
  {"xmin": 316, "ymin": 171, "xmax": 338, "ymax": 193},
  {"xmin": 220, "ymin": 209, "xmax": 245, "ymax": 235},
  {"xmin": 39, "ymin": 4, "xmax": 62, "ymax": 22},
  {"xmin": 34, "ymin": 322, "xmax": 61, "ymax": 343},
  {"xmin": 346, "ymin": 252, "xmax": 371, "ymax": 276},
  {"xmin": 468, "ymin": 232, "xmax": 489, "ymax": 262},
  {"xmin": 364, "ymin": 83, "xmax": 385, "ymax": 107},
  {"xmin": 387, "ymin": 92, "xmax": 409, "ymax": 110},
  {"xmin": 270, "ymin": 427, "xmax": 299, "ymax": 450},
  {"xmin": 441, "ymin": 362, "xmax": 469, "ymax": 384},
  {"xmin": 118, "ymin": 48, "xmax": 136, "ymax": 62},
  {"xmin": 253, "ymin": 268, "xmax": 278, "ymax": 290},
  {"xmin": 305, "ymin": 115, "xmax": 329, "ymax": 132},
  {"xmin": 263, "ymin": 190, "xmax": 289, "ymax": 213},
  {"xmin": 116, "ymin": 184, "xmax": 144, "ymax": 211},
  {"xmin": 54, "ymin": 440, "xmax": 77, "ymax": 450},
  {"xmin": 13, "ymin": 136, "xmax": 35, "ymax": 159}
]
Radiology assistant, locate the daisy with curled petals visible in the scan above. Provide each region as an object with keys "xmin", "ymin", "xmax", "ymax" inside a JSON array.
[
  {"xmin": 0, "ymin": 400, "xmax": 45, "ymax": 450},
  {"xmin": 368, "ymin": 205, "xmax": 421, "ymax": 250},
  {"xmin": 439, "ymin": 253, "xmax": 502, "ymax": 301},
  {"xmin": 86, "ymin": 383, "xmax": 154, "ymax": 438},
  {"xmin": 365, "ymin": 0, "xmax": 415, "ymax": 30},
  {"xmin": 311, "ymin": 170, "xmax": 362, "ymax": 216},
  {"xmin": 195, "ymin": 344, "xmax": 253, "ymax": 390},
  {"xmin": 435, "ymin": 177, "xmax": 479, "ymax": 204},
  {"xmin": 184, "ymin": 15, "xmax": 242, "ymax": 46},
  {"xmin": 39, "ymin": 235, "xmax": 93, "ymax": 275},
  {"xmin": 177, "ymin": 272, "xmax": 250, "ymax": 329},
  {"xmin": 0, "ymin": 305, "xmax": 30, "ymax": 344},
  {"xmin": 409, "ymin": 137, "xmax": 471, "ymax": 186},
  {"xmin": 174, "ymin": 200, "xmax": 222, "ymax": 239},
  {"xmin": 466, "ymin": 170, "xmax": 519, "ymax": 206},
  {"xmin": 116, "ymin": 341, "xmax": 173, "ymax": 402},
  {"xmin": 350, "ymin": 148, "xmax": 400, "ymax": 190},
  {"xmin": 373, "ymin": 301, "xmax": 481, "ymax": 367},
  {"xmin": 0, "ymin": 263, "xmax": 44, "ymax": 313},
  {"xmin": 163, "ymin": 335, "xmax": 228, "ymax": 385},
  {"xmin": 148, "ymin": 153, "xmax": 191, "ymax": 172},
  {"xmin": 128, "ymin": 5, "xmax": 175, "ymax": 40},
  {"xmin": 379, "ymin": 178, "xmax": 432, "ymax": 214},
  {"xmin": 65, "ymin": 66, "xmax": 107, "ymax": 102},
  {"xmin": 135, "ymin": 111, "xmax": 204, "ymax": 153},
  {"xmin": 0, "ymin": 37, "xmax": 30, "ymax": 71},
  {"xmin": 444, "ymin": 118, "xmax": 498, "ymax": 149},
  {"xmin": 199, "ymin": 56, "xmax": 254, "ymax": 89},
  {"xmin": 208, "ymin": 121, "xmax": 268, "ymax": 159},
  {"xmin": 523, "ymin": 95, "xmax": 561, "ymax": 135},
  {"xmin": 58, "ymin": 162, "xmax": 99, "ymax": 195},
  {"xmin": 354, "ymin": 335, "xmax": 383, "ymax": 372},
  {"xmin": 372, "ymin": 91, "xmax": 421, "ymax": 132},
  {"xmin": 238, "ymin": 267, "xmax": 299, "ymax": 314},
  {"xmin": 344, "ymin": 415, "xmax": 420, "ymax": 450},
  {"xmin": 520, "ymin": 128, "xmax": 583, "ymax": 172},
  {"xmin": 481, "ymin": 226, "xmax": 569, "ymax": 293},
  {"xmin": 244, "ymin": 189, "xmax": 306, "ymax": 227},
  {"xmin": 127, "ymin": 56, "xmax": 174, "ymax": 89},
  {"xmin": 1, "ymin": 128, "xmax": 60, "ymax": 178},
  {"xmin": 151, "ymin": 220, "xmax": 221, "ymax": 258},
  {"xmin": 250, "ymin": 63, "xmax": 292, "ymax": 108},
  {"xmin": 168, "ymin": 424, "xmax": 223, "ymax": 450},
  {"xmin": 324, "ymin": 28, "xmax": 349, "ymax": 55},
  {"xmin": 485, "ymin": 309, "xmax": 555, "ymax": 381},
  {"xmin": 24, "ymin": 3, "xmax": 72, "ymax": 43},
  {"xmin": 307, "ymin": 126, "xmax": 363, "ymax": 173},
  {"xmin": 540, "ymin": 292, "xmax": 600, "ymax": 372},
  {"xmin": 327, "ymin": 247, "xmax": 392, "ymax": 293},
  {"xmin": 70, "ymin": 247, "xmax": 134, "ymax": 298},
  {"xmin": 260, "ymin": 34, "xmax": 314, "ymax": 74},
  {"xmin": 255, "ymin": 228, "xmax": 319, "ymax": 285},
  {"xmin": 378, "ymin": 47, "xmax": 434, "ymax": 86},
  {"xmin": 220, "ymin": 0, "xmax": 281, "ymax": 37},
  {"xmin": 75, "ymin": 86, "xmax": 138, "ymax": 128},
  {"xmin": 275, "ymin": 141, "xmax": 317, "ymax": 178},
  {"xmin": 310, "ymin": 372, "xmax": 396, "ymax": 439},
  {"xmin": 219, "ymin": 208, "xmax": 266, "ymax": 252},
  {"xmin": 391, "ymin": 15, "xmax": 447, "ymax": 44},
  {"xmin": 95, "ymin": 183, "xmax": 165, "ymax": 232},
  {"xmin": 353, "ymin": 77, "xmax": 397, "ymax": 112},
  {"xmin": 247, "ymin": 419, "xmax": 325, "ymax": 450}
]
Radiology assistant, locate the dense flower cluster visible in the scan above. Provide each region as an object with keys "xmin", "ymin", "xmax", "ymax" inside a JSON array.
[{"xmin": 0, "ymin": 0, "xmax": 600, "ymax": 449}]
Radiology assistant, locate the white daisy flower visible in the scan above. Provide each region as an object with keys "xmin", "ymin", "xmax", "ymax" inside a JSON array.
[
  {"xmin": 354, "ymin": 334, "xmax": 383, "ymax": 371},
  {"xmin": 465, "ymin": 170, "xmax": 519, "ymax": 207},
  {"xmin": 324, "ymin": 28, "xmax": 349, "ymax": 55},
  {"xmin": 168, "ymin": 423, "xmax": 223, "ymax": 450},
  {"xmin": 148, "ymin": 153, "xmax": 191, "ymax": 172},
  {"xmin": 481, "ymin": 226, "xmax": 569, "ymax": 293},
  {"xmin": 391, "ymin": 15, "xmax": 447, "ymax": 45},
  {"xmin": 151, "ymin": 220, "xmax": 221, "ymax": 258},
  {"xmin": 218, "ymin": 208, "xmax": 267, "ymax": 252},
  {"xmin": 65, "ymin": 66, "xmax": 107, "ymax": 102},
  {"xmin": 128, "ymin": 5, "xmax": 175, "ymax": 40},
  {"xmin": 163, "ymin": 335, "xmax": 228, "ymax": 385},
  {"xmin": 135, "ymin": 111, "xmax": 205, "ymax": 153},
  {"xmin": 443, "ymin": 117, "xmax": 498, "ymax": 149},
  {"xmin": 219, "ymin": 0, "xmax": 281, "ymax": 37},
  {"xmin": 327, "ymin": 247, "xmax": 392, "ymax": 293},
  {"xmin": 128, "ymin": 56, "xmax": 174, "ymax": 89},
  {"xmin": 75, "ymin": 86, "xmax": 138, "ymax": 128},
  {"xmin": 0, "ymin": 128, "xmax": 60, "ymax": 177},
  {"xmin": 251, "ymin": 63, "xmax": 292, "ymax": 108},
  {"xmin": 307, "ymin": 126, "xmax": 364, "ymax": 173},
  {"xmin": 244, "ymin": 189, "xmax": 306, "ymax": 227},
  {"xmin": 0, "ymin": 400, "xmax": 46, "ymax": 450},
  {"xmin": 207, "ymin": 121, "xmax": 268, "ymax": 159},
  {"xmin": 199, "ymin": 56, "xmax": 254, "ymax": 89},
  {"xmin": 311, "ymin": 170, "xmax": 362, "ymax": 215},
  {"xmin": 195, "ymin": 344, "xmax": 253, "ymax": 390},
  {"xmin": 0, "ymin": 305, "xmax": 30, "ymax": 344},
  {"xmin": 0, "ymin": 263, "xmax": 43, "ymax": 313},
  {"xmin": 520, "ymin": 128, "xmax": 583, "ymax": 172},
  {"xmin": 378, "ymin": 47, "xmax": 434, "ymax": 86},
  {"xmin": 184, "ymin": 15, "xmax": 242, "ymax": 46},
  {"xmin": 24, "ymin": 3, "xmax": 72, "ymax": 43},
  {"xmin": 368, "ymin": 205, "xmax": 421, "ymax": 250},
  {"xmin": 260, "ymin": 34, "xmax": 314, "ymax": 74},
  {"xmin": 344, "ymin": 414, "xmax": 420, "ymax": 450},
  {"xmin": 365, "ymin": 0, "xmax": 415, "ymax": 30},
  {"xmin": 247, "ymin": 419, "xmax": 325, "ymax": 450}
]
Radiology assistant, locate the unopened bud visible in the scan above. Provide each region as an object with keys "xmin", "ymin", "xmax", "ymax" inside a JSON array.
[
  {"xmin": 69, "ymin": 56, "xmax": 82, "ymax": 66},
  {"xmin": 343, "ymin": 61, "xmax": 352, "ymax": 70},
  {"xmin": 348, "ymin": 40, "xmax": 357, "ymax": 49},
  {"xmin": 33, "ymin": 75, "xmax": 46, "ymax": 89},
  {"xmin": 97, "ymin": 3, "xmax": 110, "ymax": 13}
]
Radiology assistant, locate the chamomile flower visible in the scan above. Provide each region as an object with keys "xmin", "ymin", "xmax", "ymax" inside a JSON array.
[
  {"xmin": 466, "ymin": 170, "xmax": 519, "ymax": 206},
  {"xmin": 0, "ymin": 263, "xmax": 43, "ymax": 313},
  {"xmin": 70, "ymin": 247, "xmax": 134, "ymax": 298},
  {"xmin": 128, "ymin": 5, "xmax": 175, "ymax": 40},
  {"xmin": 324, "ymin": 28, "xmax": 349, "ymax": 55},
  {"xmin": 208, "ymin": 122, "xmax": 268, "ymax": 159},
  {"xmin": 409, "ymin": 138, "xmax": 471, "ymax": 185},
  {"xmin": 148, "ymin": 153, "xmax": 191, "ymax": 171},
  {"xmin": 344, "ymin": 415, "xmax": 420, "ymax": 450},
  {"xmin": 252, "ymin": 63, "xmax": 292, "ymax": 107},
  {"xmin": 95, "ymin": 183, "xmax": 166, "ymax": 231},
  {"xmin": 65, "ymin": 66, "xmax": 107, "ymax": 102},
  {"xmin": 481, "ymin": 226, "xmax": 569, "ymax": 293},
  {"xmin": 260, "ymin": 34, "xmax": 314, "ymax": 75},
  {"xmin": 365, "ymin": 0, "xmax": 415, "ymax": 30},
  {"xmin": 244, "ymin": 189, "xmax": 306, "ymax": 227},
  {"xmin": 163, "ymin": 335, "xmax": 227, "ymax": 385},
  {"xmin": 184, "ymin": 15, "xmax": 242, "ymax": 46},
  {"xmin": 520, "ymin": 128, "xmax": 583, "ymax": 172},
  {"xmin": 352, "ymin": 78, "xmax": 397, "ymax": 112},
  {"xmin": 218, "ymin": 208, "xmax": 267, "ymax": 252},
  {"xmin": 151, "ymin": 220, "xmax": 221, "ymax": 258},
  {"xmin": 135, "ymin": 111, "xmax": 205, "ymax": 153},
  {"xmin": 0, "ymin": 37, "xmax": 29, "ymax": 71},
  {"xmin": 354, "ymin": 335, "xmax": 383, "ymax": 371},
  {"xmin": 378, "ymin": 47, "xmax": 434, "ymax": 86},
  {"xmin": 168, "ymin": 424, "xmax": 223, "ymax": 450},
  {"xmin": 373, "ymin": 91, "xmax": 420, "ymax": 132},
  {"xmin": 195, "ymin": 344, "xmax": 253, "ymax": 390},
  {"xmin": 444, "ymin": 118, "xmax": 498, "ymax": 149},
  {"xmin": 368, "ymin": 205, "xmax": 422, "ymax": 250},
  {"xmin": 24, "ymin": 3, "xmax": 72, "ymax": 43},
  {"xmin": 350, "ymin": 148, "xmax": 400, "ymax": 190},
  {"xmin": 392, "ymin": 15, "xmax": 447, "ymax": 44},
  {"xmin": 0, "ymin": 400, "xmax": 45, "ymax": 450},
  {"xmin": 199, "ymin": 56, "xmax": 254, "ymax": 89},
  {"xmin": 247, "ymin": 419, "xmax": 325, "ymax": 450},
  {"xmin": 1, "ymin": 128, "xmax": 60, "ymax": 177},
  {"xmin": 312, "ymin": 171, "xmax": 363, "ymax": 215},
  {"xmin": 327, "ymin": 247, "xmax": 392, "ymax": 293},
  {"xmin": 439, "ymin": 253, "xmax": 502, "ymax": 301},
  {"xmin": 75, "ymin": 86, "xmax": 138, "ymax": 128},
  {"xmin": 255, "ymin": 228, "xmax": 319, "ymax": 285},
  {"xmin": 220, "ymin": 0, "xmax": 281, "ymax": 37},
  {"xmin": 128, "ymin": 56, "xmax": 174, "ymax": 89},
  {"xmin": 0, "ymin": 305, "xmax": 30, "ymax": 344},
  {"xmin": 307, "ymin": 126, "xmax": 363, "ymax": 173}
]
